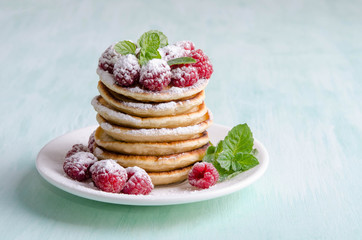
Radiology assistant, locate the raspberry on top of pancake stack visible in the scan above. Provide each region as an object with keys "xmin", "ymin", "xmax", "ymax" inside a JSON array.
[{"xmin": 91, "ymin": 30, "xmax": 214, "ymax": 185}]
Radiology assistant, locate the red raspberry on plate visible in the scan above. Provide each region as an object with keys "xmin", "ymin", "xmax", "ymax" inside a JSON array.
[
  {"xmin": 188, "ymin": 162, "xmax": 219, "ymax": 189},
  {"xmin": 171, "ymin": 65, "xmax": 199, "ymax": 87},
  {"xmin": 98, "ymin": 44, "xmax": 121, "ymax": 74},
  {"xmin": 113, "ymin": 54, "xmax": 140, "ymax": 87},
  {"xmin": 122, "ymin": 166, "xmax": 154, "ymax": 195},
  {"xmin": 90, "ymin": 160, "xmax": 127, "ymax": 193},
  {"xmin": 175, "ymin": 40, "xmax": 195, "ymax": 51},
  {"xmin": 140, "ymin": 59, "xmax": 171, "ymax": 91},
  {"xmin": 65, "ymin": 144, "xmax": 89, "ymax": 158},
  {"xmin": 63, "ymin": 152, "xmax": 98, "ymax": 181},
  {"xmin": 190, "ymin": 49, "xmax": 213, "ymax": 79},
  {"xmin": 88, "ymin": 131, "xmax": 96, "ymax": 153}
]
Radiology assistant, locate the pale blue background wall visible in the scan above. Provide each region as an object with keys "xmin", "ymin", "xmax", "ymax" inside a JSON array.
[{"xmin": 1, "ymin": 0, "xmax": 361, "ymax": 239}]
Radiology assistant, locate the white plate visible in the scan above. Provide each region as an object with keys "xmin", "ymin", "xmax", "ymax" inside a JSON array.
[{"xmin": 36, "ymin": 124, "xmax": 269, "ymax": 206}]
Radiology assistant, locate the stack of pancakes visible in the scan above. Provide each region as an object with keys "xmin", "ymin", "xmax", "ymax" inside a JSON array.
[{"xmin": 91, "ymin": 69, "xmax": 213, "ymax": 185}]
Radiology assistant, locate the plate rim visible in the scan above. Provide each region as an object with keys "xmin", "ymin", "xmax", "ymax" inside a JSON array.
[{"xmin": 36, "ymin": 124, "xmax": 269, "ymax": 206}]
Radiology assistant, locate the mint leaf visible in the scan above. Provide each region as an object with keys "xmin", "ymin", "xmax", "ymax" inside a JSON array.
[
  {"xmin": 235, "ymin": 152, "xmax": 259, "ymax": 171},
  {"xmin": 202, "ymin": 123, "xmax": 259, "ymax": 182},
  {"xmin": 217, "ymin": 150, "xmax": 234, "ymax": 171},
  {"xmin": 139, "ymin": 47, "xmax": 161, "ymax": 66},
  {"xmin": 213, "ymin": 161, "xmax": 231, "ymax": 181},
  {"xmin": 137, "ymin": 32, "xmax": 163, "ymax": 65},
  {"xmin": 138, "ymin": 30, "xmax": 168, "ymax": 48},
  {"xmin": 114, "ymin": 40, "xmax": 137, "ymax": 55},
  {"xmin": 138, "ymin": 32, "xmax": 160, "ymax": 49},
  {"xmin": 222, "ymin": 124, "xmax": 254, "ymax": 156},
  {"xmin": 206, "ymin": 145, "xmax": 216, "ymax": 155},
  {"xmin": 203, "ymin": 145, "xmax": 216, "ymax": 164},
  {"xmin": 167, "ymin": 57, "xmax": 196, "ymax": 66},
  {"xmin": 216, "ymin": 124, "xmax": 254, "ymax": 171}
]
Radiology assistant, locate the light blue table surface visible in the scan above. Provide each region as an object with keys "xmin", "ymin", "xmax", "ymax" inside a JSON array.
[{"xmin": 1, "ymin": 0, "xmax": 361, "ymax": 239}]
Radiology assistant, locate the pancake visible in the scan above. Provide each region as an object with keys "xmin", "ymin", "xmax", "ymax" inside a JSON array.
[
  {"xmin": 94, "ymin": 127, "xmax": 209, "ymax": 156},
  {"xmin": 98, "ymin": 81, "xmax": 206, "ymax": 117},
  {"xmin": 93, "ymin": 143, "xmax": 209, "ymax": 172},
  {"xmin": 92, "ymin": 95, "xmax": 208, "ymax": 129},
  {"xmin": 97, "ymin": 68, "xmax": 209, "ymax": 102},
  {"xmin": 96, "ymin": 111, "xmax": 213, "ymax": 142},
  {"xmin": 148, "ymin": 165, "xmax": 193, "ymax": 185}
]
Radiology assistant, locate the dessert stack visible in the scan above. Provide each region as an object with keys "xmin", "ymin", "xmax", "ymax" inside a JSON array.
[{"xmin": 91, "ymin": 31, "xmax": 214, "ymax": 185}]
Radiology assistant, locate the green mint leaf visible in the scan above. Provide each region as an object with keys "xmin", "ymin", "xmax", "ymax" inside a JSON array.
[
  {"xmin": 218, "ymin": 151, "xmax": 258, "ymax": 172},
  {"xmin": 212, "ymin": 160, "xmax": 240, "ymax": 181},
  {"xmin": 206, "ymin": 145, "xmax": 216, "ymax": 155},
  {"xmin": 215, "ymin": 140, "xmax": 223, "ymax": 156},
  {"xmin": 214, "ymin": 162, "xmax": 231, "ymax": 181},
  {"xmin": 222, "ymin": 124, "xmax": 254, "ymax": 156},
  {"xmin": 217, "ymin": 150, "xmax": 234, "ymax": 171},
  {"xmin": 203, "ymin": 153, "xmax": 216, "ymax": 164},
  {"xmin": 139, "ymin": 47, "xmax": 161, "ymax": 66},
  {"xmin": 216, "ymin": 124, "xmax": 254, "ymax": 171},
  {"xmin": 137, "ymin": 32, "xmax": 162, "ymax": 65},
  {"xmin": 114, "ymin": 40, "xmax": 137, "ymax": 55},
  {"xmin": 202, "ymin": 123, "xmax": 259, "ymax": 182},
  {"xmin": 235, "ymin": 152, "xmax": 259, "ymax": 171},
  {"xmin": 203, "ymin": 145, "xmax": 216, "ymax": 164},
  {"xmin": 138, "ymin": 30, "xmax": 168, "ymax": 48},
  {"xmin": 203, "ymin": 140, "xmax": 223, "ymax": 165},
  {"xmin": 138, "ymin": 32, "xmax": 160, "ymax": 49},
  {"xmin": 167, "ymin": 57, "xmax": 196, "ymax": 66}
]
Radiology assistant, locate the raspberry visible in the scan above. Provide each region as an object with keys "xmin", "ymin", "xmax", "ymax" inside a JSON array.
[
  {"xmin": 98, "ymin": 44, "xmax": 121, "ymax": 74},
  {"xmin": 63, "ymin": 152, "xmax": 98, "ymax": 181},
  {"xmin": 188, "ymin": 162, "xmax": 219, "ymax": 189},
  {"xmin": 175, "ymin": 40, "xmax": 195, "ymax": 51},
  {"xmin": 140, "ymin": 59, "xmax": 171, "ymax": 91},
  {"xmin": 113, "ymin": 54, "xmax": 140, "ymax": 87},
  {"xmin": 90, "ymin": 160, "xmax": 127, "ymax": 193},
  {"xmin": 159, "ymin": 45, "xmax": 187, "ymax": 61},
  {"xmin": 189, "ymin": 49, "xmax": 213, "ymax": 79},
  {"xmin": 65, "ymin": 144, "xmax": 89, "ymax": 158},
  {"xmin": 88, "ymin": 131, "xmax": 96, "ymax": 153},
  {"xmin": 122, "ymin": 166, "xmax": 154, "ymax": 195},
  {"xmin": 171, "ymin": 65, "xmax": 199, "ymax": 87}
]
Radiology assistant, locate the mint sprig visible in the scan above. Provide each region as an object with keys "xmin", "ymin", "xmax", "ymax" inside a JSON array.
[
  {"xmin": 137, "ymin": 31, "xmax": 164, "ymax": 65},
  {"xmin": 138, "ymin": 30, "xmax": 168, "ymax": 48},
  {"xmin": 114, "ymin": 40, "xmax": 137, "ymax": 55},
  {"xmin": 167, "ymin": 57, "xmax": 196, "ymax": 66},
  {"xmin": 203, "ymin": 124, "xmax": 259, "ymax": 181}
]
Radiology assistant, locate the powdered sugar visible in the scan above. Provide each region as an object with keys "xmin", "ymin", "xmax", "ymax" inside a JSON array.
[
  {"xmin": 97, "ymin": 67, "xmax": 209, "ymax": 95},
  {"xmin": 90, "ymin": 159, "xmax": 124, "ymax": 174},
  {"xmin": 158, "ymin": 45, "xmax": 187, "ymax": 61},
  {"xmin": 126, "ymin": 166, "xmax": 153, "ymax": 185},
  {"xmin": 174, "ymin": 40, "xmax": 195, "ymax": 51},
  {"xmin": 121, "ymin": 100, "xmax": 178, "ymax": 111},
  {"xmin": 141, "ymin": 59, "xmax": 170, "ymax": 76},
  {"xmin": 66, "ymin": 152, "xmax": 97, "ymax": 164},
  {"xmin": 91, "ymin": 96, "xmax": 142, "ymax": 124},
  {"xmin": 98, "ymin": 44, "xmax": 122, "ymax": 73},
  {"xmin": 100, "ymin": 119, "xmax": 208, "ymax": 136},
  {"xmin": 113, "ymin": 54, "xmax": 140, "ymax": 86},
  {"xmin": 140, "ymin": 59, "xmax": 171, "ymax": 91},
  {"xmin": 63, "ymin": 152, "xmax": 98, "ymax": 181}
]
